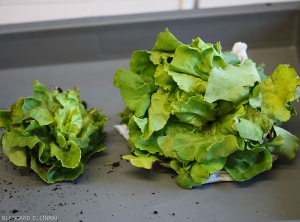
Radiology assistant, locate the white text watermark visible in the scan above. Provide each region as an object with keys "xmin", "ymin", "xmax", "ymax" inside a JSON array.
[{"xmin": 1, "ymin": 215, "xmax": 57, "ymax": 221}]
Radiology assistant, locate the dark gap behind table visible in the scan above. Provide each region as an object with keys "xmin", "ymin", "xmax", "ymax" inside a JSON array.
[{"xmin": 0, "ymin": 2, "xmax": 299, "ymax": 70}]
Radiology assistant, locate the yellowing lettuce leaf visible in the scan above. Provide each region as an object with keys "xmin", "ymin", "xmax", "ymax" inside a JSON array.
[
  {"xmin": 122, "ymin": 155, "xmax": 159, "ymax": 169},
  {"xmin": 261, "ymin": 64, "xmax": 300, "ymax": 122}
]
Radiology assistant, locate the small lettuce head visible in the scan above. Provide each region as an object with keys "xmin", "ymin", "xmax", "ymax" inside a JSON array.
[{"xmin": 0, "ymin": 80, "xmax": 107, "ymax": 183}]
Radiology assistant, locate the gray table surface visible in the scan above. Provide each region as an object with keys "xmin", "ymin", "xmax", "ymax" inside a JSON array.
[{"xmin": 1, "ymin": 47, "xmax": 300, "ymax": 222}]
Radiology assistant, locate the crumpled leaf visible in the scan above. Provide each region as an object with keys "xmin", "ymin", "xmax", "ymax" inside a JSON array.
[
  {"xmin": 152, "ymin": 28, "xmax": 183, "ymax": 52},
  {"xmin": 114, "ymin": 68, "xmax": 154, "ymax": 117},
  {"xmin": 177, "ymin": 168, "xmax": 199, "ymax": 189},
  {"xmin": 172, "ymin": 95, "xmax": 216, "ymax": 127},
  {"xmin": 224, "ymin": 149, "xmax": 273, "ymax": 181},
  {"xmin": 0, "ymin": 110, "xmax": 11, "ymax": 130},
  {"xmin": 50, "ymin": 142, "xmax": 81, "ymax": 168},
  {"xmin": 122, "ymin": 155, "xmax": 159, "ymax": 169},
  {"xmin": 190, "ymin": 159, "xmax": 226, "ymax": 185},
  {"xmin": 168, "ymin": 37, "xmax": 226, "ymax": 81},
  {"xmin": 235, "ymin": 117, "xmax": 263, "ymax": 143},
  {"xmin": 268, "ymin": 126, "xmax": 298, "ymax": 159},
  {"xmin": 1, "ymin": 133, "xmax": 28, "ymax": 168},
  {"xmin": 261, "ymin": 64, "xmax": 300, "ymax": 122},
  {"xmin": 172, "ymin": 132, "xmax": 242, "ymax": 164},
  {"xmin": 204, "ymin": 59, "xmax": 261, "ymax": 103},
  {"xmin": 133, "ymin": 87, "xmax": 171, "ymax": 140},
  {"xmin": 168, "ymin": 70, "xmax": 207, "ymax": 93},
  {"xmin": 46, "ymin": 163, "xmax": 84, "ymax": 183}
]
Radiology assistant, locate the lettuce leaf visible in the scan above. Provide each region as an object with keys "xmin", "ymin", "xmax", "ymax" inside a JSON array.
[
  {"xmin": 0, "ymin": 80, "xmax": 107, "ymax": 183},
  {"xmin": 114, "ymin": 28, "xmax": 299, "ymax": 189},
  {"xmin": 204, "ymin": 59, "xmax": 260, "ymax": 103},
  {"xmin": 114, "ymin": 68, "xmax": 156, "ymax": 118},
  {"xmin": 261, "ymin": 64, "xmax": 300, "ymax": 122}
]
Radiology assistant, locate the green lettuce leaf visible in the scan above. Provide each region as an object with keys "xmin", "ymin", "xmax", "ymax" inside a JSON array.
[
  {"xmin": 0, "ymin": 110, "xmax": 11, "ymax": 130},
  {"xmin": 224, "ymin": 149, "xmax": 272, "ymax": 181},
  {"xmin": 153, "ymin": 64, "xmax": 176, "ymax": 91},
  {"xmin": 205, "ymin": 59, "xmax": 261, "ymax": 103},
  {"xmin": 152, "ymin": 28, "xmax": 183, "ymax": 52},
  {"xmin": 172, "ymin": 95, "xmax": 216, "ymax": 127},
  {"xmin": 168, "ymin": 70, "xmax": 207, "ymax": 93},
  {"xmin": 268, "ymin": 126, "xmax": 298, "ymax": 159},
  {"xmin": 133, "ymin": 87, "xmax": 171, "ymax": 140},
  {"xmin": 235, "ymin": 117, "xmax": 263, "ymax": 143},
  {"xmin": 1, "ymin": 133, "xmax": 28, "ymax": 168},
  {"xmin": 114, "ymin": 68, "xmax": 154, "ymax": 117},
  {"xmin": 177, "ymin": 168, "xmax": 199, "ymax": 189}
]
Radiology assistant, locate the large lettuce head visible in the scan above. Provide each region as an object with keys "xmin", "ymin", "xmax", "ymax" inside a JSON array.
[
  {"xmin": 113, "ymin": 28, "xmax": 300, "ymax": 189},
  {"xmin": 0, "ymin": 80, "xmax": 107, "ymax": 183}
]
